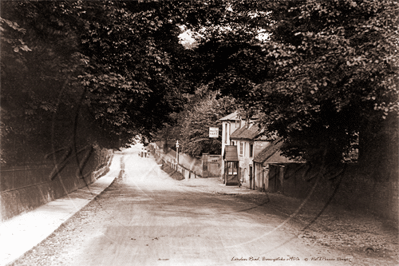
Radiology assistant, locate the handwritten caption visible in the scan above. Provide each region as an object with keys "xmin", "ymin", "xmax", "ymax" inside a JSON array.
[{"xmin": 231, "ymin": 256, "xmax": 353, "ymax": 262}]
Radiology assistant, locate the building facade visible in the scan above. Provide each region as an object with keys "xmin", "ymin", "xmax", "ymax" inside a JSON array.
[{"xmin": 229, "ymin": 123, "xmax": 262, "ymax": 189}]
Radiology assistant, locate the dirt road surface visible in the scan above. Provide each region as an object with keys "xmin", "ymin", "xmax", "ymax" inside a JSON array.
[{"xmin": 10, "ymin": 146, "xmax": 398, "ymax": 266}]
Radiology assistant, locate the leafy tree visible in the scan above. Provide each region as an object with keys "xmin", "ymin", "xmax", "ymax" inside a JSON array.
[
  {"xmin": 171, "ymin": 0, "xmax": 397, "ymax": 176},
  {"xmin": 0, "ymin": 0, "xmax": 190, "ymax": 164},
  {"xmin": 1, "ymin": 0, "xmax": 272, "ymax": 163},
  {"xmin": 1, "ymin": 1, "xmax": 85, "ymax": 164},
  {"xmin": 4, "ymin": 0, "xmax": 396, "ymax": 178},
  {"xmin": 179, "ymin": 88, "xmax": 236, "ymax": 157},
  {"xmin": 148, "ymin": 0, "xmax": 272, "ymax": 158},
  {"xmin": 174, "ymin": 0, "xmax": 271, "ymax": 100},
  {"xmin": 243, "ymin": 0, "xmax": 398, "ymax": 170},
  {"xmin": 78, "ymin": 1, "xmax": 188, "ymax": 141},
  {"xmin": 152, "ymin": 112, "xmax": 183, "ymax": 152}
]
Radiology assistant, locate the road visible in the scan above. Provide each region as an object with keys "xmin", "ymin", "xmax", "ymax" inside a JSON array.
[{"xmin": 11, "ymin": 146, "xmax": 357, "ymax": 266}]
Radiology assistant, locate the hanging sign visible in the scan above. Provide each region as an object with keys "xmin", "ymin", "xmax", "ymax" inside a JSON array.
[{"xmin": 209, "ymin": 127, "xmax": 219, "ymax": 138}]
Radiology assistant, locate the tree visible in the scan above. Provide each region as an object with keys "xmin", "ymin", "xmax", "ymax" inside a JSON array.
[
  {"xmin": 174, "ymin": 0, "xmax": 271, "ymax": 100},
  {"xmin": 179, "ymin": 88, "xmax": 236, "ymax": 157},
  {"xmin": 0, "ymin": 0, "xmax": 191, "ymax": 164},
  {"xmin": 77, "ymin": 1, "xmax": 188, "ymax": 141},
  {"xmin": 1, "ymin": 1, "xmax": 85, "ymax": 164},
  {"xmin": 244, "ymin": 0, "xmax": 398, "ymax": 170}
]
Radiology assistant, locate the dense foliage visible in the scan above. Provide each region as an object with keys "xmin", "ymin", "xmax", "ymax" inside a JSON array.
[
  {"xmin": 1, "ymin": 0, "xmax": 397, "ymax": 174},
  {"xmin": 174, "ymin": 0, "xmax": 398, "ymax": 172},
  {"xmin": 152, "ymin": 0, "xmax": 271, "ymax": 156},
  {"xmin": 244, "ymin": 0, "xmax": 398, "ymax": 166},
  {"xmin": 179, "ymin": 89, "xmax": 236, "ymax": 157},
  {"xmin": 1, "ymin": 1, "xmax": 189, "ymax": 164}
]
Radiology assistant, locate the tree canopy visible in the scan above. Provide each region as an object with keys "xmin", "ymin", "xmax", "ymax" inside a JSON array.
[
  {"xmin": 241, "ymin": 0, "xmax": 398, "ymax": 166},
  {"xmin": 1, "ymin": 0, "xmax": 397, "ymax": 173},
  {"xmin": 179, "ymin": 88, "xmax": 236, "ymax": 157},
  {"xmin": 1, "ymin": 0, "xmax": 190, "ymax": 163}
]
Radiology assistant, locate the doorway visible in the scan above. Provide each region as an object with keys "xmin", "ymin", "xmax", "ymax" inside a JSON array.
[{"xmin": 249, "ymin": 165, "xmax": 254, "ymax": 190}]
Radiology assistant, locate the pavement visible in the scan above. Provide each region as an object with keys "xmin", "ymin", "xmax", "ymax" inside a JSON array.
[
  {"xmin": 0, "ymin": 152, "xmax": 262, "ymax": 266},
  {"xmin": 0, "ymin": 153, "xmax": 122, "ymax": 266}
]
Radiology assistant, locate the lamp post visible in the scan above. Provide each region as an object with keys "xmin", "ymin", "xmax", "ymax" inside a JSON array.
[{"xmin": 176, "ymin": 140, "xmax": 179, "ymax": 165}]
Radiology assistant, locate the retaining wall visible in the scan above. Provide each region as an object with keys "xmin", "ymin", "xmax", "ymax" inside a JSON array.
[{"xmin": 0, "ymin": 148, "xmax": 112, "ymax": 222}]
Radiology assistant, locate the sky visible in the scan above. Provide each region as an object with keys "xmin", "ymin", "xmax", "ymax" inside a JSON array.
[
  {"xmin": 178, "ymin": 26, "xmax": 270, "ymax": 50},
  {"xmin": 178, "ymin": 26, "xmax": 197, "ymax": 49}
]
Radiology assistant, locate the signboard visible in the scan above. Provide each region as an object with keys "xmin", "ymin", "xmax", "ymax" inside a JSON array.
[{"xmin": 209, "ymin": 127, "xmax": 219, "ymax": 138}]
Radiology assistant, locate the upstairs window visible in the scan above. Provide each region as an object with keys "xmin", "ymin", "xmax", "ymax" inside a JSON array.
[
  {"xmin": 249, "ymin": 144, "xmax": 254, "ymax": 157},
  {"xmin": 224, "ymin": 124, "xmax": 227, "ymax": 144},
  {"xmin": 239, "ymin": 142, "xmax": 244, "ymax": 156}
]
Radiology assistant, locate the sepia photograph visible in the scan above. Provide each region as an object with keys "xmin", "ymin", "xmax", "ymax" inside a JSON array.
[{"xmin": 0, "ymin": 1, "xmax": 398, "ymax": 265}]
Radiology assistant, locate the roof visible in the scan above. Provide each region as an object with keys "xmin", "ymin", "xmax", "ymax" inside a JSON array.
[
  {"xmin": 254, "ymin": 134, "xmax": 274, "ymax": 141},
  {"xmin": 253, "ymin": 138, "xmax": 296, "ymax": 164},
  {"xmin": 223, "ymin": 145, "xmax": 239, "ymax": 161},
  {"xmin": 230, "ymin": 124, "xmax": 260, "ymax": 140},
  {"xmin": 219, "ymin": 111, "xmax": 239, "ymax": 121}
]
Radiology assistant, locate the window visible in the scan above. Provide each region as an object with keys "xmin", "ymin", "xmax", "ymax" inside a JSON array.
[
  {"xmin": 249, "ymin": 144, "xmax": 253, "ymax": 157},
  {"xmin": 228, "ymin": 162, "xmax": 237, "ymax": 175},
  {"xmin": 224, "ymin": 124, "xmax": 227, "ymax": 144},
  {"xmin": 240, "ymin": 142, "xmax": 244, "ymax": 156}
]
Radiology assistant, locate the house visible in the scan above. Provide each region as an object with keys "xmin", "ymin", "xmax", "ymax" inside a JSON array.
[
  {"xmin": 229, "ymin": 123, "xmax": 259, "ymax": 188},
  {"xmin": 220, "ymin": 111, "xmax": 241, "ymax": 157},
  {"xmin": 252, "ymin": 138, "xmax": 299, "ymax": 191},
  {"xmin": 220, "ymin": 111, "xmax": 270, "ymax": 187}
]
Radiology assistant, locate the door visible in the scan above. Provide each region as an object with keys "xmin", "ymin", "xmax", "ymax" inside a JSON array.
[{"xmin": 249, "ymin": 166, "xmax": 254, "ymax": 190}]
